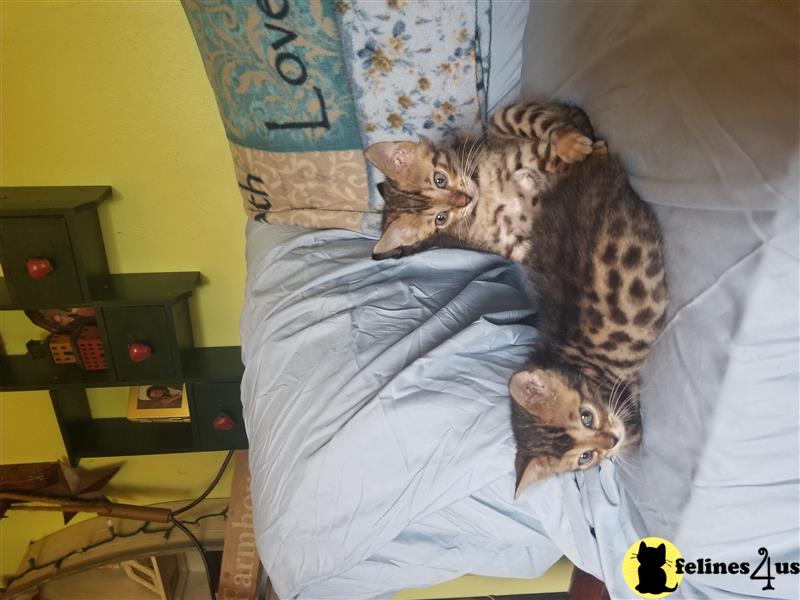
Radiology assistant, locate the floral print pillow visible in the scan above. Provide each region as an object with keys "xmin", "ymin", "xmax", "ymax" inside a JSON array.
[{"xmin": 336, "ymin": 0, "xmax": 489, "ymax": 225}]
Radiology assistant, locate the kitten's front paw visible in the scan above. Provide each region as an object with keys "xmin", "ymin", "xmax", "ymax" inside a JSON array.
[{"xmin": 553, "ymin": 131, "xmax": 593, "ymax": 163}]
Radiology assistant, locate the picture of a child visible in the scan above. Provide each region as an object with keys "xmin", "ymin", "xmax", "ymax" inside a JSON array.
[{"xmin": 137, "ymin": 385, "xmax": 182, "ymax": 409}]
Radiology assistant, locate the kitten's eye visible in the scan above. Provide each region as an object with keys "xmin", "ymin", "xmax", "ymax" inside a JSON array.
[
  {"xmin": 580, "ymin": 409, "xmax": 594, "ymax": 429},
  {"xmin": 433, "ymin": 172, "xmax": 448, "ymax": 188},
  {"xmin": 434, "ymin": 211, "xmax": 449, "ymax": 227},
  {"xmin": 578, "ymin": 450, "xmax": 595, "ymax": 466}
]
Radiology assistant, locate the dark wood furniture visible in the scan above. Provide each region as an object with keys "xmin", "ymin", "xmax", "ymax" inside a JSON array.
[
  {"xmin": 0, "ymin": 186, "xmax": 247, "ymax": 465},
  {"xmin": 568, "ymin": 568, "xmax": 610, "ymax": 600}
]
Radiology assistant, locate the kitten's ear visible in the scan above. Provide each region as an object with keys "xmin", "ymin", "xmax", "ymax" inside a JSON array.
[
  {"xmin": 514, "ymin": 453, "xmax": 552, "ymax": 498},
  {"xmin": 372, "ymin": 218, "xmax": 418, "ymax": 260},
  {"xmin": 639, "ymin": 541, "xmax": 647, "ymax": 553},
  {"xmin": 365, "ymin": 141, "xmax": 419, "ymax": 180},
  {"xmin": 417, "ymin": 135, "xmax": 433, "ymax": 149},
  {"xmin": 509, "ymin": 368, "xmax": 550, "ymax": 413},
  {"xmin": 657, "ymin": 543, "xmax": 666, "ymax": 558}
]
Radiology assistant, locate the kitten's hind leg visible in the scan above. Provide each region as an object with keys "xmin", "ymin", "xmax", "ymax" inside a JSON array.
[
  {"xmin": 490, "ymin": 101, "xmax": 598, "ymax": 172},
  {"xmin": 490, "ymin": 102, "xmax": 594, "ymax": 142}
]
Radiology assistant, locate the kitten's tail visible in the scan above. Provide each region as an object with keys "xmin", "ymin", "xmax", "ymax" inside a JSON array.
[{"xmin": 664, "ymin": 584, "xmax": 678, "ymax": 592}]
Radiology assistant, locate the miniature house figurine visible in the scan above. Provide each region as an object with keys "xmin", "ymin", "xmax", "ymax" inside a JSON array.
[
  {"xmin": 75, "ymin": 325, "xmax": 107, "ymax": 371},
  {"xmin": 48, "ymin": 335, "xmax": 77, "ymax": 364}
]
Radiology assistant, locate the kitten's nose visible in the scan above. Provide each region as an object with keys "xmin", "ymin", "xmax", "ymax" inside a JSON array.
[
  {"xmin": 596, "ymin": 432, "xmax": 618, "ymax": 450},
  {"xmin": 449, "ymin": 192, "xmax": 472, "ymax": 208}
]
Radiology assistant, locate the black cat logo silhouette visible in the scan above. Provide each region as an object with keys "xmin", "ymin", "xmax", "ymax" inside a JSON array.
[
  {"xmin": 623, "ymin": 537, "xmax": 683, "ymax": 598},
  {"xmin": 635, "ymin": 541, "xmax": 678, "ymax": 594}
]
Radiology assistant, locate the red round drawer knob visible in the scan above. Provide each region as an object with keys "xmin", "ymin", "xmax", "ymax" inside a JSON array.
[
  {"xmin": 127, "ymin": 342, "xmax": 153, "ymax": 362},
  {"xmin": 26, "ymin": 257, "xmax": 54, "ymax": 279},
  {"xmin": 212, "ymin": 412, "xmax": 236, "ymax": 431}
]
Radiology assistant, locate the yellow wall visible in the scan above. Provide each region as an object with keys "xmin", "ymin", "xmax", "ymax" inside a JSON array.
[
  {"xmin": 0, "ymin": 0, "xmax": 241, "ymax": 580},
  {"xmin": 1, "ymin": 1, "xmax": 570, "ymax": 594}
]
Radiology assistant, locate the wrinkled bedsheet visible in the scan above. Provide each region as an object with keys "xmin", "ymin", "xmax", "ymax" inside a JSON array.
[
  {"xmin": 240, "ymin": 2, "xmax": 799, "ymax": 598},
  {"xmin": 240, "ymin": 223, "xmax": 643, "ymax": 598}
]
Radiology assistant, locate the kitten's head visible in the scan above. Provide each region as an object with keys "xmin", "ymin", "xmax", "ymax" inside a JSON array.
[
  {"xmin": 509, "ymin": 366, "xmax": 641, "ymax": 496},
  {"xmin": 365, "ymin": 138, "xmax": 478, "ymax": 259}
]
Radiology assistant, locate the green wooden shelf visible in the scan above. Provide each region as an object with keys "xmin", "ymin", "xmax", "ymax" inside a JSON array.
[
  {"xmin": 0, "ymin": 186, "xmax": 111, "ymax": 216},
  {"xmin": 0, "ymin": 347, "xmax": 243, "ymax": 392},
  {"xmin": 65, "ymin": 419, "xmax": 196, "ymax": 459},
  {"xmin": 0, "ymin": 355, "xmax": 113, "ymax": 390},
  {"xmin": 0, "ymin": 185, "xmax": 247, "ymax": 464},
  {"xmin": 50, "ymin": 382, "xmax": 247, "ymax": 464},
  {"xmin": 0, "ymin": 272, "xmax": 200, "ymax": 311},
  {"xmin": 87, "ymin": 272, "xmax": 201, "ymax": 305},
  {"xmin": 182, "ymin": 346, "xmax": 244, "ymax": 381}
]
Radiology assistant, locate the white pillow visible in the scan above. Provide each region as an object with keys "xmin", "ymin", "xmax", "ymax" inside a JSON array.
[
  {"xmin": 486, "ymin": 0, "xmax": 530, "ymax": 113},
  {"xmin": 520, "ymin": 1, "xmax": 797, "ymax": 212}
]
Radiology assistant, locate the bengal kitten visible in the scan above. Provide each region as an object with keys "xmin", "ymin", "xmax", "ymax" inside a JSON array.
[
  {"xmin": 366, "ymin": 101, "xmax": 668, "ymax": 495},
  {"xmin": 366, "ymin": 102, "xmax": 599, "ymax": 261}
]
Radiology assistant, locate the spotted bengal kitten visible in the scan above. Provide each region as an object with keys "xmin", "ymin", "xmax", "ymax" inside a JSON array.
[
  {"xmin": 366, "ymin": 101, "xmax": 668, "ymax": 495},
  {"xmin": 367, "ymin": 102, "xmax": 600, "ymax": 261}
]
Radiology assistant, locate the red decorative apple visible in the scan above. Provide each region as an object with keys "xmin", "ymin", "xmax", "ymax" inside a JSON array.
[
  {"xmin": 26, "ymin": 257, "xmax": 54, "ymax": 279},
  {"xmin": 127, "ymin": 342, "xmax": 153, "ymax": 362},
  {"xmin": 212, "ymin": 412, "xmax": 236, "ymax": 431}
]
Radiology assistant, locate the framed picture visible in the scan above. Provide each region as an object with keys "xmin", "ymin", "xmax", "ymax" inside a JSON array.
[{"xmin": 127, "ymin": 384, "xmax": 190, "ymax": 421}]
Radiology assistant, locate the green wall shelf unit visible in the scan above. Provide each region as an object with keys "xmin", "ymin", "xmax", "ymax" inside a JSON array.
[{"xmin": 0, "ymin": 186, "xmax": 247, "ymax": 465}]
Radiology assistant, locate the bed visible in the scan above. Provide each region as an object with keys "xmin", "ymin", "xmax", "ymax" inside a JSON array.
[{"xmin": 192, "ymin": 2, "xmax": 799, "ymax": 598}]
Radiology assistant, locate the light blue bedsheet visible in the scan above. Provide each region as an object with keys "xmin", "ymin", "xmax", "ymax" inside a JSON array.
[
  {"xmin": 240, "ymin": 223, "xmax": 643, "ymax": 598},
  {"xmin": 240, "ymin": 3, "xmax": 799, "ymax": 598},
  {"xmin": 241, "ymin": 206, "xmax": 799, "ymax": 599}
]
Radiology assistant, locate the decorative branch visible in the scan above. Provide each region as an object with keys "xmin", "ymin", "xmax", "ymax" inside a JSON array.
[{"xmin": 0, "ymin": 490, "xmax": 171, "ymax": 523}]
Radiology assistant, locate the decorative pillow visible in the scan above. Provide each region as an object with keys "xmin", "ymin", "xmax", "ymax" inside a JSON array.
[
  {"xmin": 182, "ymin": 0, "xmax": 489, "ymax": 234},
  {"xmin": 183, "ymin": 0, "xmax": 368, "ymax": 231},
  {"xmin": 336, "ymin": 0, "xmax": 488, "ymax": 224}
]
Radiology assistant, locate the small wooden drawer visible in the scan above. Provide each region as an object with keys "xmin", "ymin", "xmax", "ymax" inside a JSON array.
[
  {"xmin": 103, "ymin": 305, "xmax": 183, "ymax": 381},
  {"xmin": 0, "ymin": 186, "xmax": 110, "ymax": 306},
  {"xmin": 189, "ymin": 382, "xmax": 248, "ymax": 451},
  {"xmin": 0, "ymin": 217, "xmax": 84, "ymax": 304}
]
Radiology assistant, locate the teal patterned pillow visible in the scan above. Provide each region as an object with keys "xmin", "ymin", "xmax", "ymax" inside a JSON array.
[{"xmin": 183, "ymin": 0, "xmax": 371, "ymax": 231}]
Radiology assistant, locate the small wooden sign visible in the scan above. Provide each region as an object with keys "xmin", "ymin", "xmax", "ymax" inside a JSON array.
[{"xmin": 217, "ymin": 451, "xmax": 261, "ymax": 599}]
